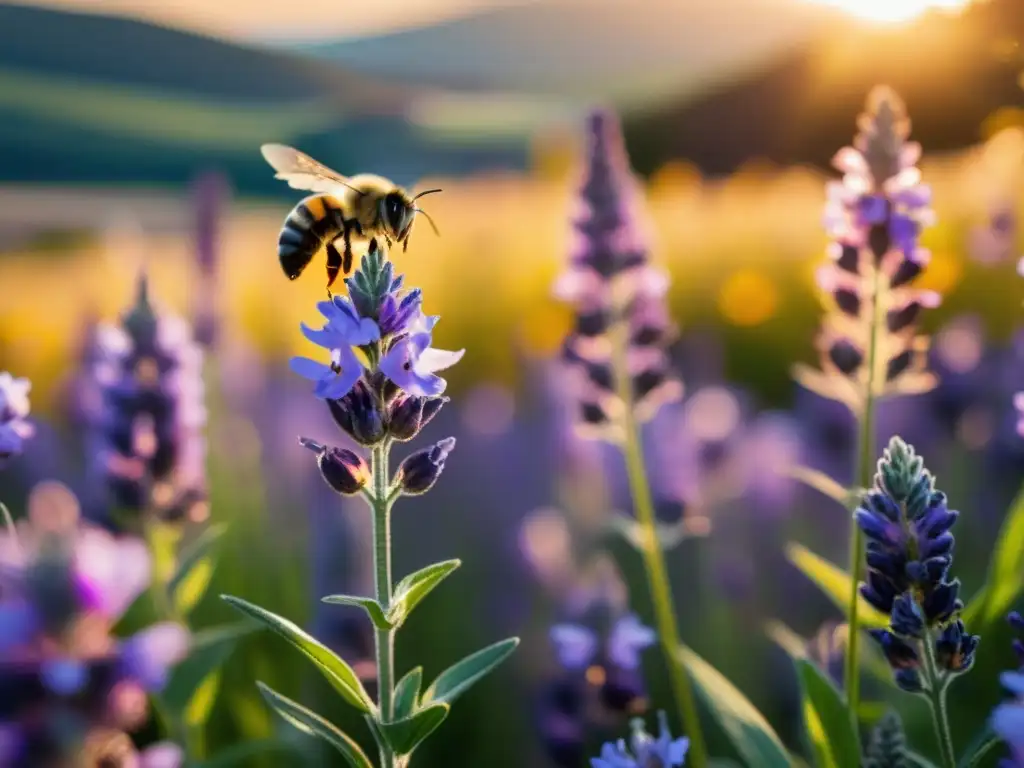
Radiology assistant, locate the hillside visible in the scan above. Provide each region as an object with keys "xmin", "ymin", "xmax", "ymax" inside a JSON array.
[{"xmin": 0, "ymin": 4, "xmax": 527, "ymax": 193}]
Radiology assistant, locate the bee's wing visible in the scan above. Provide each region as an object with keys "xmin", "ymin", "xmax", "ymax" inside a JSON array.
[{"xmin": 260, "ymin": 143, "xmax": 354, "ymax": 195}]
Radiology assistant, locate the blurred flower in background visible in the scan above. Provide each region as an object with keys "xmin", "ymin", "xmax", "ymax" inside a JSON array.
[
  {"xmin": 0, "ymin": 480, "xmax": 188, "ymax": 765},
  {"xmin": 0, "ymin": 372, "xmax": 34, "ymax": 465},
  {"xmin": 88, "ymin": 273, "xmax": 208, "ymax": 530}
]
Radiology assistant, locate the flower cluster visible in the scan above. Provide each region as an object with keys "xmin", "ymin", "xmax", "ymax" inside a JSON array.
[
  {"xmin": 91, "ymin": 274, "xmax": 208, "ymax": 528},
  {"xmin": 855, "ymin": 437, "xmax": 978, "ymax": 692},
  {"xmin": 0, "ymin": 481, "xmax": 188, "ymax": 765},
  {"xmin": 0, "ymin": 372, "xmax": 33, "ymax": 464},
  {"xmin": 795, "ymin": 85, "xmax": 939, "ymax": 415},
  {"xmin": 293, "ymin": 239, "xmax": 460, "ymax": 497},
  {"xmin": 554, "ymin": 109, "xmax": 682, "ymax": 441},
  {"xmin": 539, "ymin": 564, "xmax": 655, "ymax": 768},
  {"xmin": 591, "ymin": 712, "xmax": 689, "ymax": 768}
]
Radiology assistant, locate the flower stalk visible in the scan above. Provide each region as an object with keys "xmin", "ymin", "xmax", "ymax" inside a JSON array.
[
  {"xmin": 921, "ymin": 630, "xmax": 957, "ymax": 768},
  {"xmin": 371, "ymin": 441, "xmax": 397, "ymax": 768},
  {"xmin": 610, "ymin": 321, "xmax": 708, "ymax": 768}
]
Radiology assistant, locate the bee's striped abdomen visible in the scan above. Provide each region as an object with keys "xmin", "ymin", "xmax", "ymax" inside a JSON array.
[{"xmin": 278, "ymin": 194, "xmax": 345, "ymax": 280}]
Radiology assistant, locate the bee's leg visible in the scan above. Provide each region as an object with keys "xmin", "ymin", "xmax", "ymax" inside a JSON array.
[
  {"xmin": 340, "ymin": 219, "xmax": 360, "ymax": 275},
  {"xmin": 325, "ymin": 241, "xmax": 343, "ymax": 296}
]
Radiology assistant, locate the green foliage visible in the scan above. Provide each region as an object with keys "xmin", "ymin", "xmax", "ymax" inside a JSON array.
[
  {"xmin": 796, "ymin": 659, "xmax": 861, "ymax": 768},
  {"xmin": 421, "ymin": 637, "xmax": 521, "ymax": 706},
  {"xmin": 394, "ymin": 668, "xmax": 424, "ymax": 719},
  {"xmin": 377, "ymin": 702, "xmax": 451, "ymax": 756},
  {"xmin": 388, "ymin": 560, "xmax": 462, "ymax": 629},
  {"xmin": 786, "ymin": 542, "xmax": 889, "ymax": 629},
  {"xmin": 963, "ymin": 483, "xmax": 1024, "ymax": 628},
  {"xmin": 321, "ymin": 594, "xmax": 395, "ymax": 631},
  {"xmin": 678, "ymin": 644, "xmax": 792, "ymax": 768},
  {"xmin": 221, "ymin": 595, "xmax": 376, "ymax": 714},
  {"xmin": 956, "ymin": 727, "xmax": 1002, "ymax": 768},
  {"xmin": 257, "ymin": 682, "xmax": 374, "ymax": 768},
  {"xmin": 164, "ymin": 622, "xmax": 257, "ymax": 723},
  {"xmin": 168, "ymin": 523, "xmax": 228, "ymax": 617}
]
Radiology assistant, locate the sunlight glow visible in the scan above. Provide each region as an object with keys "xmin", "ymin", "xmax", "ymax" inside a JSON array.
[{"xmin": 806, "ymin": 0, "xmax": 971, "ymax": 24}]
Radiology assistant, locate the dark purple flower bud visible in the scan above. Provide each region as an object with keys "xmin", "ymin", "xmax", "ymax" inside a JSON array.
[
  {"xmin": 934, "ymin": 619, "xmax": 978, "ymax": 673},
  {"xmin": 869, "ymin": 629, "xmax": 920, "ymax": 669},
  {"xmin": 387, "ymin": 395, "xmax": 447, "ymax": 442},
  {"xmin": 300, "ymin": 437, "xmax": 369, "ymax": 496},
  {"xmin": 890, "ymin": 256, "xmax": 924, "ymax": 288},
  {"xmin": 836, "ymin": 244, "xmax": 860, "ymax": 273},
  {"xmin": 834, "ymin": 287, "xmax": 861, "ymax": 317},
  {"xmin": 885, "ymin": 349, "xmax": 913, "ymax": 382},
  {"xmin": 396, "ymin": 437, "xmax": 456, "ymax": 496},
  {"xmin": 828, "ymin": 339, "xmax": 863, "ymax": 375},
  {"xmin": 327, "ymin": 382, "xmax": 385, "ymax": 446},
  {"xmin": 889, "ymin": 594, "xmax": 925, "ymax": 639},
  {"xmin": 887, "ymin": 301, "xmax": 921, "ymax": 334}
]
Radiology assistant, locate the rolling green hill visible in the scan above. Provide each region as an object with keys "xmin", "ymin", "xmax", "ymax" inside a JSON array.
[{"xmin": 0, "ymin": 4, "xmax": 527, "ymax": 194}]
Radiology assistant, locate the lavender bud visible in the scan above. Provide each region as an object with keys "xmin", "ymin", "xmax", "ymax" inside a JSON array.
[
  {"xmin": 327, "ymin": 382, "xmax": 385, "ymax": 446},
  {"xmin": 396, "ymin": 437, "xmax": 456, "ymax": 496},
  {"xmin": 300, "ymin": 437, "xmax": 369, "ymax": 496},
  {"xmin": 388, "ymin": 395, "xmax": 448, "ymax": 442}
]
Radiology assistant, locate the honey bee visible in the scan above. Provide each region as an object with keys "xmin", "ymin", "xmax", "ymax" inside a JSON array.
[{"xmin": 260, "ymin": 143, "xmax": 441, "ymax": 292}]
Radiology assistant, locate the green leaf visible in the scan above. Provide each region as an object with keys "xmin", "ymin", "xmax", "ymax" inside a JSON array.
[
  {"xmin": 322, "ymin": 594, "xmax": 394, "ymax": 631},
  {"xmin": 796, "ymin": 659, "xmax": 860, "ymax": 768},
  {"xmin": 906, "ymin": 752, "xmax": 940, "ymax": 768},
  {"xmin": 786, "ymin": 543, "xmax": 889, "ymax": 629},
  {"xmin": 788, "ymin": 466, "xmax": 859, "ymax": 509},
  {"xmin": 257, "ymin": 682, "xmax": 374, "ymax": 768},
  {"xmin": 168, "ymin": 523, "xmax": 228, "ymax": 617},
  {"xmin": 957, "ymin": 728, "xmax": 1002, "ymax": 768},
  {"xmin": 394, "ymin": 667, "xmax": 423, "ymax": 720},
  {"xmin": 377, "ymin": 702, "xmax": 450, "ymax": 755},
  {"xmin": 422, "ymin": 637, "xmax": 519, "ymax": 706},
  {"xmin": 185, "ymin": 670, "xmax": 222, "ymax": 727},
  {"xmin": 163, "ymin": 622, "xmax": 257, "ymax": 718},
  {"xmin": 388, "ymin": 560, "xmax": 461, "ymax": 628},
  {"xmin": 964, "ymin": 483, "xmax": 1024, "ymax": 627},
  {"xmin": 222, "ymin": 595, "xmax": 375, "ymax": 714},
  {"xmin": 678, "ymin": 644, "xmax": 791, "ymax": 768}
]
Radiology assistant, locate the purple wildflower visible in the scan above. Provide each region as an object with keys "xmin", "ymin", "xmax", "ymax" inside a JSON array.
[
  {"xmin": 591, "ymin": 711, "xmax": 689, "ymax": 768},
  {"xmin": 378, "ymin": 327, "xmax": 464, "ymax": 397},
  {"xmin": 0, "ymin": 372, "xmax": 33, "ymax": 464},
  {"xmin": 555, "ymin": 110, "xmax": 682, "ymax": 441},
  {"xmin": 91, "ymin": 273, "xmax": 207, "ymax": 528},
  {"xmin": 992, "ymin": 671, "xmax": 1024, "ymax": 767},
  {"xmin": 856, "ymin": 438, "xmax": 978, "ymax": 692},
  {"xmin": 291, "ymin": 295, "xmax": 380, "ymax": 400},
  {"xmin": 795, "ymin": 86, "xmax": 939, "ymax": 415},
  {"xmin": 0, "ymin": 481, "xmax": 188, "ymax": 763}
]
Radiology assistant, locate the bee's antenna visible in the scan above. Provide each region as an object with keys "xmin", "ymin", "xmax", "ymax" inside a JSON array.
[
  {"xmin": 414, "ymin": 208, "xmax": 440, "ymax": 237},
  {"xmin": 412, "ymin": 188, "xmax": 443, "ymax": 201}
]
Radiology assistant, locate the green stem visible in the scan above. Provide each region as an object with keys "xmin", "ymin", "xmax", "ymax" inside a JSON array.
[
  {"xmin": 922, "ymin": 633, "xmax": 957, "ymax": 768},
  {"xmin": 610, "ymin": 324, "xmax": 708, "ymax": 768},
  {"xmin": 371, "ymin": 442, "xmax": 397, "ymax": 768},
  {"xmin": 843, "ymin": 262, "xmax": 883, "ymax": 729}
]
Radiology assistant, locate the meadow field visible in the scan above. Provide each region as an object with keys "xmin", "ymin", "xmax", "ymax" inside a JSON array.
[{"xmin": 1, "ymin": 112, "xmax": 1024, "ymax": 768}]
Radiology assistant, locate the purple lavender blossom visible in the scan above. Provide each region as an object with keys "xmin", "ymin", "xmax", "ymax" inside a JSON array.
[
  {"xmin": 190, "ymin": 171, "xmax": 230, "ymax": 348},
  {"xmin": 90, "ymin": 273, "xmax": 207, "ymax": 528},
  {"xmin": 795, "ymin": 86, "xmax": 939, "ymax": 415},
  {"xmin": 0, "ymin": 481, "xmax": 188, "ymax": 763},
  {"xmin": 591, "ymin": 712, "xmax": 689, "ymax": 768},
  {"xmin": 992, "ymin": 671, "xmax": 1024, "ymax": 767},
  {"xmin": 855, "ymin": 438, "xmax": 978, "ymax": 692},
  {"xmin": 0, "ymin": 372, "xmax": 34, "ymax": 463},
  {"xmin": 291, "ymin": 296, "xmax": 379, "ymax": 400},
  {"xmin": 555, "ymin": 110, "xmax": 682, "ymax": 441}
]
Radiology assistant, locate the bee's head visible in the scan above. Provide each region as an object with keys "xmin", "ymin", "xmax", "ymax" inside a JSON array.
[{"xmin": 381, "ymin": 191, "xmax": 414, "ymax": 242}]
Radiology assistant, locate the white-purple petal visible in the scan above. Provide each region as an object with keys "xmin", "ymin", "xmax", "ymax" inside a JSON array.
[
  {"xmin": 75, "ymin": 530, "xmax": 152, "ymax": 620},
  {"xmin": 607, "ymin": 614, "xmax": 656, "ymax": 670},
  {"xmin": 140, "ymin": 742, "xmax": 186, "ymax": 768},
  {"xmin": 121, "ymin": 622, "xmax": 190, "ymax": 692},
  {"xmin": 417, "ymin": 347, "xmax": 465, "ymax": 374}
]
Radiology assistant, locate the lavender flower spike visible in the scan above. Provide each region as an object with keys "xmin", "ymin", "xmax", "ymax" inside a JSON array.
[
  {"xmin": 0, "ymin": 372, "xmax": 33, "ymax": 463},
  {"xmin": 795, "ymin": 86, "xmax": 939, "ymax": 415},
  {"xmin": 592, "ymin": 712, "xmax": 689, "ymax": 768}
]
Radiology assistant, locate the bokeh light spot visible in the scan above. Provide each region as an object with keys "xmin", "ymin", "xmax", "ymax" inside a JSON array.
[
  {"xmin": 917, "ymin": 249, "xmax": 962, "ymax": 294},
  {"xmin": 716, "ymin": 269, "xmax": 779, "ymax": 326}
]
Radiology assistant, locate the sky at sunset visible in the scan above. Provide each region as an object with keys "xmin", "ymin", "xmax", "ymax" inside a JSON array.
[{"xmin": 10, "ymin": 0, "xmax": 535, "ymax": 39}]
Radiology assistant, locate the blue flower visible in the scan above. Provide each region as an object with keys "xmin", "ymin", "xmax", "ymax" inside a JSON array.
[
  {"xmin": 551, "ymin": 613, "xmax": 654, "ymax": 672},
  {"xmin": 991, "ymin": 671, "xmax": 1024, "ymax": 767},
  {"xmin": 0, "ymin": 372, "xmax": 33, "ymax": 462},
  {"xmin": 857, "ymin": 437, "xmax": 979, "ymax": 686},
  {"xmin": 591, "ymin": 712, "xmax": 689, "ymax": 768},
  {"xmin": 379, "ymin": 329, "xmax": 464, "ymax": 397},
  {"xmin": 291, "ymin": 296, "xmax": 380, "ymax": 400}
]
